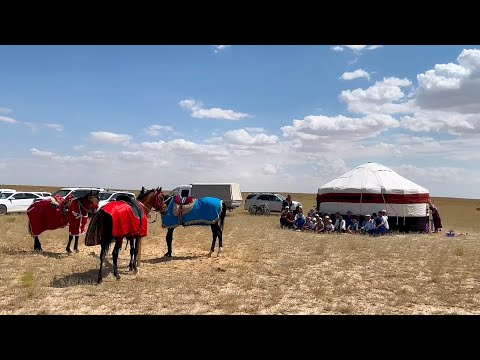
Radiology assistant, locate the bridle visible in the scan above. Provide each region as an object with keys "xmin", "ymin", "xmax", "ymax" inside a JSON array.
[
  {"xmin": 77, "ymin": 195, "xmax": 99, "ymax": 215},
  {"xmin": 138, "ymin": 190, "xmax": 167, "ymax": 224}
]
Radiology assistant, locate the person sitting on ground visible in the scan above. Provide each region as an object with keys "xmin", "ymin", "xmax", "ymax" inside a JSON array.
[
  {"xmin": 303, "ymin": 216, "xmax": 313, "ymax": 231},
  {"xmin": 308, "ymin": 208, "xmax": 316, "ymax": 219},
  {"xmin": 313, "ymin": 214, "xmax": 323, "ymax": 232},
  {"xmin": 360, "ymin": 214, "xmax": 376, "ymax": 235},
  {"xmin": 374, "ymin": 212, "xmax": 387, "ymax": 235},
  {"xmin": 293, "ymin": 205, "xmax": 300, "ymax": 217},
  {"xmin": 324, "ymin": 219, "xmax": 334, "ymax": 233},
  {"xmin": 280, "ymin": 207, "xmax": 290, "ymax": 228},
  {"xmin": 334, "ymin": 212, "xmax": 346, "ymax": 233},
  {"xmin": 282, "ymin": 207, "xmax": 295, "ymax": 229},
  {"xmin": 345, "ymin": 211, "xmax": 353, "ymax": 230},
  {"xmin": 294, "ymin": 207, "xmax": 306, "ymax": 230},
  {"xmin": 380, "ymin": 210, "xmax": 389, "ymax": 234},
  {"xmin": 347, "ymin": 217, "xmax": 359, "ymax": 234}
]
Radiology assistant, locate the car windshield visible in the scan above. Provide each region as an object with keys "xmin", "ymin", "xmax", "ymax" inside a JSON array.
[
  {"xmin": 0, "ymin": 193, "xmax": 13, "ymax": 199},
  {"xmin": 52, "ymin": 189, "xmax": 70, "ymax": 198},
  {"xmin": 99, "ymin": 192, "xmax": 113, "ymax": 201},
  {"xmin": 277, "ymin": 194, "xmax": 286, "ymax": 200}
]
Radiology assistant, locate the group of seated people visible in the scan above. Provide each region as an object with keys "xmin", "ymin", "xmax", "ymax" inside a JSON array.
[{"xmin": 279, "ymin": 206, "xmax": 390, "ymax": 235}]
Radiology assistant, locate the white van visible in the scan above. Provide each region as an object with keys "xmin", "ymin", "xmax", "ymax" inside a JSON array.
[{"xmin": 171, "ymin": 183, "xmax": 243, "ymax": 210}]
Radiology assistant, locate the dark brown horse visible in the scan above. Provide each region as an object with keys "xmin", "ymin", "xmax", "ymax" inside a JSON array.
[
  {"xmin": 85, "ymin": 187, "xmax": 167, "ymax": 284},
  {"xmin": 27, "ymin": 190, "xmax": 100, "ymax": 253}
]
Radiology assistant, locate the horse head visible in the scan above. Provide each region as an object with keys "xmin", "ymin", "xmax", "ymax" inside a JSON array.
[
  {"xmin": 137, "ymin": 186, "xmax": 168, "ymax": 215},
  {"xmin": 153, "ymin": 187, "xmax": 168, "ymax": 215},
  {"xmin": 80, "ymin": 190, "xmax": 100, "ymax": 214}
]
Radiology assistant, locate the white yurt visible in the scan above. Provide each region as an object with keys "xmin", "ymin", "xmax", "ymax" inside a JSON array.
[{"xmin": 317, "ymin": 162, "xmax": 430, "ymax": 231}]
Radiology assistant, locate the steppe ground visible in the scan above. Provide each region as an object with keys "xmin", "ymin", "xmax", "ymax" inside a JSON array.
[{"xmin": 1, "ymin": 185, "xmax": 480, "ymax": 314}]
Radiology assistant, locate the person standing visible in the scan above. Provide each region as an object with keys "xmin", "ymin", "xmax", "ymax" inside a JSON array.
[
  {"xmin": 282, "ymin": 194, "xmax": 293, "ymax": 211},
  {"xmin": 316, "ymin": 192, "xmax": 321, "ymax": 212},
  {"xmin": 429, "ymin": 203, "xmax": 443, "ymax": 232}
]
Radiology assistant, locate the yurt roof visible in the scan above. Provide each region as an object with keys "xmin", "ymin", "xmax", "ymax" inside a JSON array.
[{"xmin": 318, "ymin": 162, "xmax": 429, "ymax": 195}]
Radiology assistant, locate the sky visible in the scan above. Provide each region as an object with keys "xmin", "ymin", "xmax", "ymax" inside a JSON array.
[{"xmin": 1, "ymin": 45, "xmax": 480, "ymax": 199}]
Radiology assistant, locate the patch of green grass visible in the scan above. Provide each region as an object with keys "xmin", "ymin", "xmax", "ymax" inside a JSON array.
[{"xmin": 20, "ymin": 271, "xmax": 34, "ymax": 298}]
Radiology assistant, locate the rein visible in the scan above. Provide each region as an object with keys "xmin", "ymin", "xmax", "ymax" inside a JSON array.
[{"xmin": 138, "ymin": 197, "xmax": 160, "ymax": 224}]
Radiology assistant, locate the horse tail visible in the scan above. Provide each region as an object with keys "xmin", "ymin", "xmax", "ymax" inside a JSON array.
[
  {"xmin": 85, "ymin": 210, "xmax": 113, "ymax": 251},
  {"xmin": 219, "ymin": 201, "xmax": 227, "ymax": 232},
  {"xmin": 27, "ymin": 220, "xmax": 33, "ymax": 238}
]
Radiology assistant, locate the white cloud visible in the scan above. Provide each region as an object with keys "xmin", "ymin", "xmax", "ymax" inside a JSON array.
[
  {"xmin": 416, "ymin": 49, "xmax": 480, "ymax": 114},
  {"xmin": 30, "ymin": 148, "xmax": 56, "ymax": 157},
  {"xmin": 340, "ymin": 77, "xmax": 414, "ymax": 115},
  {"xmin": 223, "ymin": 129, "xmax": 278, "ymax": 146},
  {"xmin": 145, "ymin": 124, "xmax": 174, "ymax": 136},
  {"xmin": 90, "ymin": 131, "xmax": 132, "ymax": 145},
  {"xmin": 244, "ymin": 127, "xmax": 265, "ymax": 133},
  {"xmin": 73, "ymin": 145, "xmax": 84, "ymax": 150},
  {"xmin": 179, "ymin": 99, "xmax": 250, "ymax": 120},
  {"xmin": 44, "ymin": 123, "xmax": 64, "ymax": 132},
  {"xmin": 213, "ymin": 45, "xmax": 231, "ymax": 53},
  {"xmin": 282, "ymin": 113, "xmax": 399, "ymax": 141},
  {"xmin": 332, "ymin": 45, "xmax": 382, "ymax": 52},
  {"xmin": 263, "ymin": 164, "xmax": 279, "ymax": 175},
  {"xmin": 0, "ymin": 107, "xmax": 13, "ymax": 114},
  {"xmin": 0, "ymin": 116, "xmax": 17, "ymax": 124},
  {"xmin": 340, "ymin": 69, "xmax": 370, "ymax": 81}
]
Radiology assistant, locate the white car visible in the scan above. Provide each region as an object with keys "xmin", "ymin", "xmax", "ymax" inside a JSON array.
[
  {"xmin": 51, "ymin": 187, "xmax": 105, "ymax": 199},
  {"xmin": 0, "ymin": 188, "xmax": 16, "ymax": 193},
  {"xmin": 0, "ymin": 191, "xmax": 43, "ymax": 215},
  {"xmin": 244, "ymin": 193, "xmax": 302, "ymax": 213},
  {"xmin": 98, "ymin": 191, "xmax": 136, "ymax": 209}
]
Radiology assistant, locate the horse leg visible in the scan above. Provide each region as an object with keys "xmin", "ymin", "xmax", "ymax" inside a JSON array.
[
  {"xmin": 66, "ymin": 235, "xmax": 73, "ymax": 253},
  {"xmin": 135, "ymin": 237, "xmax": 142, "ymax": 269},
  {"xmin": 97, "ymin": 245, "xmax": 106, "ymax": 284},
  {"xmin": 164, "ymin": 228, "xmax": 173, "ymax": 257},
  {"xmin": 128, "ymin": 237, "xmax": 135, "ymax": 272},
  {"xmin": 208, "ymin": 224, "xmax": 217, "ymax": 257},
  {"xmin": 217, "ymin": 223, "xmax": 223, "ymax": 256},
  {"xmin": 112, "ymin": 238, "xmax": 123, "ymax": 280},
  {"xmin": 34, "ymin": 236, "xmax": 42, "ymax": 252},
  {"xmin": 73, "ymin": 236, "xmax": 80, "ymax": 252}
]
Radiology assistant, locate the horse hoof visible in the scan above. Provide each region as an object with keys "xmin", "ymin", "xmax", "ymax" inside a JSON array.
[
  {"xmin": 208, "ymin": 251, "xmax": 213, "ymax": 257},
  {"xmin": 74, "ymin": 248, "xmax": 79, "ymax": 253},
  {"xmin": 115, "ymin": 274, "xmax": 121, "ymax": 280},
  {"xmin": 34, "ymin": 248, "xmax": 42, "ymax": 253},
  {"xmin": 97, "ymin": 278, "xmax": 103, "ymax": 284},
  {"xmin": 134, "ymin": 268, "xmax": 138, "ymax": 275},
  {"xmin": 218, "ymin": 247, "xmax": 223, "ymax": 256},
  {"xmin": 66, "ymin": 248, "xmax": 72, "ymax": 254},
  {"xmin": 164, "ymin": 252, "xmax": 171, "ymax": 258}
]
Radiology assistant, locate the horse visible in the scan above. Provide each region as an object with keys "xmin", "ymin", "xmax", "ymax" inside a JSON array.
[
  {"xmin": 161, "ymin": 194, "xmax": 227, "ymax": 258},
  {"xmin": 26, "ymin": 190, "xmax": 100, "ymax": 253},
  {"xmin": 85, "ymin": 187, "xmax": 168, "ymax": 284}
]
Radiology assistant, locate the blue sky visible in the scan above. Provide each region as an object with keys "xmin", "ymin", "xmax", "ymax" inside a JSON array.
[{"xmin": 1, "ymin": 45, "xmax": 480, "ymax": 198}]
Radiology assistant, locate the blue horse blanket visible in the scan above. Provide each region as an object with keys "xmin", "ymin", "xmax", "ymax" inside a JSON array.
[{"xmin": 161, "ymin": 197, "xmax": 223, "ymax": 229}]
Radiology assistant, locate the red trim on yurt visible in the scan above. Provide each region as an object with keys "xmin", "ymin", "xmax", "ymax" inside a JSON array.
[{"xmin": 318, "ymin": 193, "xmax": 430, "ymax": 204}]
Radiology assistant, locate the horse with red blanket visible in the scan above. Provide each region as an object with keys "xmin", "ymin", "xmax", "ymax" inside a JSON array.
[
  {"xmin": 85, "ymin": 187, "xmax": 168, "ymax": 284},
  {"xmin": 26, "ymin": 190, "xmax": 100, "ymax": 253}
]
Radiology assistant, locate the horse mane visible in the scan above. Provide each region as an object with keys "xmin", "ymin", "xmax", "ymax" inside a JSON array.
[{"xmin": 137, "ymin": 189, "xmax": 154, "ymax": 201}]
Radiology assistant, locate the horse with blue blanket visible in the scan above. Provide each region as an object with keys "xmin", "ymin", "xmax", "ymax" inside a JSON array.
[{"xmin": 161, "ymin": 194, "xmax": 227, "ymax": 257}]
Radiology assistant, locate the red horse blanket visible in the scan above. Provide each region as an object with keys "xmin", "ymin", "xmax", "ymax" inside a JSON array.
[
  {"xmin": 27, "ymin": 196, "xmax": 89, "ymax": 236},
  {"xmin": 101, "ymin": 201, "xmax": 147, "ymax": 238}
]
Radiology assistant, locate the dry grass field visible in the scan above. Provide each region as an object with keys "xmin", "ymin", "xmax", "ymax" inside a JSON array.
[{"xmin": 1, "ymin": 184, "xmax": 480, "ymax": 314}]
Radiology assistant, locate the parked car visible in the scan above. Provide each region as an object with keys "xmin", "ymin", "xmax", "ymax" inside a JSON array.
[
  {"xmin": 244, "ymin": 193, "xmax": 302, "ymax": 213},
  {"xmin": 34, "ymin": 192, "xmax": 51, "ymax": 197},
  {"xmin": 0, "ymin": 191, "xmax": 43, "ymax": 215},
  {"xmin": 51, "ymin": 187, "xmax": 105, "ymax": 199},
  {"xmin": 0, "ymin": 188, "xmax": 16, "ymax": 194},
  {"xmin": 98, "ymin": 191, "xmax": 136, "ymax": 209}
]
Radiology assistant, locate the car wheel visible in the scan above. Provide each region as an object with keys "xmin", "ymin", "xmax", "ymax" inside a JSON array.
[{"xmin": 0, "ymin": 205, "xmax": 7, "ymax": 215}]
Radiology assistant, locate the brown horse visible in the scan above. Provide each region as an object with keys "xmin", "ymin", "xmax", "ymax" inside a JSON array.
[
  {"xmin": 85, "ymin": 187, "xmax": 167, "ymax": 284},
  {"xmin": 27, "ymin": 190, "xmax": 100, "ymax": 253}
]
